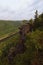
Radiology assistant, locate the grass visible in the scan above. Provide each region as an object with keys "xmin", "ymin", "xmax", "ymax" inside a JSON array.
[
  {"xmin": 0, "ymin": 20, "xmax": 21, "ymax": 38},
  {"xmin": 0, "ymin": 33, "xmax": 19, "ymax": 56}
]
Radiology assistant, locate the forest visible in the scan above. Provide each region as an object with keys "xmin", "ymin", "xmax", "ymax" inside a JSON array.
[{"xmin": 0, "ymin": 10, "xmax": 43, "ymax": 65}]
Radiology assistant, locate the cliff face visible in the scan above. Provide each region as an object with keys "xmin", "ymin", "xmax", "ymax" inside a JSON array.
[
  {"xmin": 7, "ymin": 23, "xmax": 32, "ymax": 64},
  {"xmin": 7, "ymin": 23, "xmax": 43, "ymax": 65},
  {"xmin": 19, "ymin": 23, "xmax": 33, "ymax": 43}
]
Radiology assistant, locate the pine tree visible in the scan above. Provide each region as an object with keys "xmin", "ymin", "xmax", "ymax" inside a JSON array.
[{"xmin": 34, "ymin": 10, "xmax": 39, "ymax": 30}]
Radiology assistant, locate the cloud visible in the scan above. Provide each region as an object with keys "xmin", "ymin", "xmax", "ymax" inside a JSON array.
[{"xmin": 0, "ymin": 0, "xmax": 43, "ymax": 20}]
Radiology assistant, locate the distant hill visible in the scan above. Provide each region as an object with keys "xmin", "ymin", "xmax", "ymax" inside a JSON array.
[{"xmin": 0, "ymin": 20, "xmax": 21, "ymax": 38}]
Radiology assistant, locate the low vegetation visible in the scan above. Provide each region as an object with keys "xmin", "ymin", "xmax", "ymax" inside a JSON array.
[
  {"xmin": 0, "ymin": 10, "xmax": 43, "ymax": 65},
  {"xmin": 0, "ymin": 20, "xmax": 21, "ymax": 38}
]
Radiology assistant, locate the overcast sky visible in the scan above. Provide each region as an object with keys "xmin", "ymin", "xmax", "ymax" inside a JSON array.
[{"xmin": 0, "ymin": 0, "xmax": 43, "ymax": 20}]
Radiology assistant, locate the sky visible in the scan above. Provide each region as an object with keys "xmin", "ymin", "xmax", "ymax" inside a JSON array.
[{"xmin": 0, "ymin": 0, "xmax": 43, "ymax": 20}]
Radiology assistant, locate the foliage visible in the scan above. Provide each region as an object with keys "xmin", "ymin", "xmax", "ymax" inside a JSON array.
[
  {"xmin": 0, "ymin": 20, "xmax": 21, "ymax": 38},
  {"xmin": 33, "ymin": 11, "xmax": 43, "ymax": 30},
  {"xmin": 0, "ymin": 11, "xmax": 43, "ymax": 65}
]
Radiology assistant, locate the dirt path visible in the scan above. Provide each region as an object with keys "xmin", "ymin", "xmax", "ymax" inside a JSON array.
[{"xmin": 0, "ymin": 32, "xmax": 18, "ymax": 43}]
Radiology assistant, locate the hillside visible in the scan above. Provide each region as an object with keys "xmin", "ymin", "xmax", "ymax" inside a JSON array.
[
  {"xmin": 0, "ymin": 11, "xmax": 43, "ymax": 65},
  {"xmin": 0, "ymin": 20, "xmax": 21, "ymax": 38}
]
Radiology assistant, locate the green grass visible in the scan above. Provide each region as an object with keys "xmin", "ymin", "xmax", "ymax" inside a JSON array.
[
  {"xmin": 0, "ymin": 20, "xmax": 21, "ymax": 38},
  {"xmin": 0, "ymin": 33, "xmax": 19, "ymax": 57},
  {"xmin": 0, "ymin": 33, "xmax": 20, "ymax": 65}
]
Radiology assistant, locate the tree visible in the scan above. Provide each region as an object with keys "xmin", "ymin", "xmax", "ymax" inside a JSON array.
[
  {"xmin": 35, "ymin": 10, "xmax": 38, "ymax": 21},
  {"xmin": 38, "ymin": 13, "xmax": 43, "ymax": 30},
  {"xmin": 34, "ymin": 10, "xmax": 39, "ymax": 30},
  {"xmin": 29, "ymin": 19, "xmax": 33, "ymax": 25},
  {"xmin": 22, "ymin": 20, "xmax": 28, "ymax": 24}
]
